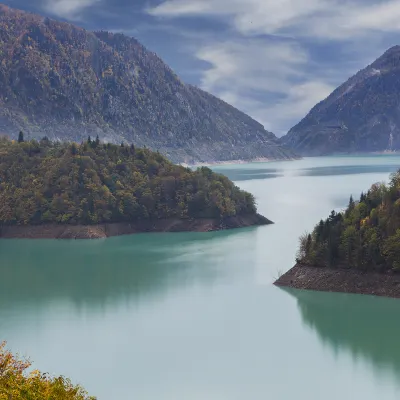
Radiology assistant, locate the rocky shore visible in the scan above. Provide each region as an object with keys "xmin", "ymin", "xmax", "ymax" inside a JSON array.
[
  {"xmin": 274, "ymin": 264, "xmax": 400, "ymax": 298},
  {"xmin": 0, "ymin": 214, "xmax": 271, "ymax": 239}
]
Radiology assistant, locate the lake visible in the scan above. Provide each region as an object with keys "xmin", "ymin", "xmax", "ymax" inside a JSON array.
[{"xmin": 2, "ymin": 155, "xmax": 400, "ymax": 399}]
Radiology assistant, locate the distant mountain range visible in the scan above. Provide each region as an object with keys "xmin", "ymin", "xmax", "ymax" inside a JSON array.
[
  {"xmin": 281, "ymin": 46, "xmax": 400, "ymax": 155},
  {"xmin": 0, "ymin": 4, "xmax": 296, "ymax": 164}
]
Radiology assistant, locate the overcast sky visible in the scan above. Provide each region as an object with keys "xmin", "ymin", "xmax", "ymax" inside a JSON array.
[{"xmin": 3, "ymin": 0, "xmax": 400, "ymax": 135}]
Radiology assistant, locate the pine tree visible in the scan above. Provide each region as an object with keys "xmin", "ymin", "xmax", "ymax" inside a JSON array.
[
  {"xmin": 349, "ymin": 195, "xmax": 355, "ymax": 209},
  {"xmin": 18, "ymin": 131, "xmax": 24, "ymax": 143},
  {"xmin": 306, "ymin": 234, "xmax": 312, "ymax": 254},
  {"xmin": 70, "ymin": 143, "xmax": 78, "ymax": 155}
]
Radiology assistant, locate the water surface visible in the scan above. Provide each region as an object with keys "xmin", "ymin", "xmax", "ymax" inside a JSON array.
[{"xmin": 2, "ymin": 155, "xmax": 400, "ymax": 399}]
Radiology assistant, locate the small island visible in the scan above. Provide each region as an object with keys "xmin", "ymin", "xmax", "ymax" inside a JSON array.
[
  {"xmin": 0, "ymin": 135, "xmax": 271, "ymax": 239},
  {"xmin": 275, "ymin": 171, "xmax": 400, "ymax": 298}
]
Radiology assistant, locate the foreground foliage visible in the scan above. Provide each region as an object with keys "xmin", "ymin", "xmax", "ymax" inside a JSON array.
[
  {"xmin": 0, "ymin": 137, "xmax": 257, "ymax": 226},
  {"xmin": 0, "ymin": 342, "xmax": 94, "ymax": 399},
  {"xmin": 298, "ymin": 170, "xmax": 400, "ymax": 271}
]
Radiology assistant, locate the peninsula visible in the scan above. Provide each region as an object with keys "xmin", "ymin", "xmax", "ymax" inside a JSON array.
[
  {"xmin": 0, "ymin": 136, "xmax": 271, "ymax": 239},
  {"xmin": 275, "ymin": 171, "xmax": 400, "ymax": 298}
]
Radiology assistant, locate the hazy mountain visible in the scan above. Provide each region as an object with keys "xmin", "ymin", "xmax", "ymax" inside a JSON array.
[
  {"xmin": 0, "ymin": 4, "xmax": 296, "ymax": 164},
  {"xmin": 281, "ymin": 46, "xmax": 400, "ymax": 155}
]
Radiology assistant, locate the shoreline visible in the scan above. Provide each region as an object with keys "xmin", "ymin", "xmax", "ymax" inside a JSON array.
[
  {"xmin": 0, "ymin": 214, "xmax": 272, "ymax": 239},
  {"xmin": 181, "ymin": 156, "xmax": 301, "ymax": 168},
  {"xmin": 274, "ymin": 264, "xmax": 400, "ymax": 299}
]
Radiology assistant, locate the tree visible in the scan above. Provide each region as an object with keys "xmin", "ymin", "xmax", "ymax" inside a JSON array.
[
  {"xmin": 71, "ymin": 143, "xmax": 78, "ymax": 155},
  {"xmin": 18, "ymin": 131, "xmax": 24, "ymax": 143},
  {"xmin": 382, "ymin": 230, "xmax": 400, "ymax": 270},
  {"xmin": 0, "ymin": 137, "xmax": 260, "ymax": 227},
  {"xmin": 297, "ymin": 170, "xmax": 400, "ymax": 272},
  {"xmin": 348, "ymin": 195, "xmax": 355, "ymax": 211},
  {"xmin": 345, "ymin": 195, "xmax": 355, "ymax": 218},
  {"xmin": 306, "ymin": 234, "xmax": 312, "ymax": 254},
  {"xmin": 0, "ymin": 341, "xmax": 95, "ymax": 399}
]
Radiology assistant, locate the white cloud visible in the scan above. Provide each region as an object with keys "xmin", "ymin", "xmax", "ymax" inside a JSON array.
[
  {"xmin": 196, "ymin": 39, "xmax": 308, "ymax": 95},
  {"xmin": 148, "ymin": 0, "xmax": 400, "ymax": 134},
  {"xmin": 149, "ymin": 0, "xmax": 400, "ymax": 39},
  {"xmin": 266, "ymin": 81, "xmax": 334, "ymax": 130},
  {"xmin": 44, "ymin": 0, "xmax": 100, "ymax": 20},
  {"xmin": 194, "ymin": 39, "xmax": 335, "ymax": 134}
]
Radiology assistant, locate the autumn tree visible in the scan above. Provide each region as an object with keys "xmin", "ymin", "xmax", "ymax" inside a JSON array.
[{"xmin": 0, "ymin": 341, "xmax": 95, "ymax": 399}]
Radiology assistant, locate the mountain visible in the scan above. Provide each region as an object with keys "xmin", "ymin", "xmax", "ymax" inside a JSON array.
[
  {"xmin": 0, "ymin": 5, "xmax": 296, "ymax": 164},
  {"xmin": 281, "ymin": 46, "xmax": 400, "ymax": 155}
]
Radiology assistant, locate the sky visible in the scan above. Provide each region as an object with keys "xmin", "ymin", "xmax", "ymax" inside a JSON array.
[{"xmin": 3, "ymin": 0, "xmax": 400, "ymax": 136}]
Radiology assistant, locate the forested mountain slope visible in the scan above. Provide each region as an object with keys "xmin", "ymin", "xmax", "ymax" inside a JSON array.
[{"xmin": 0, "ymin": 4, "xmax": 296, "ymax": 163}]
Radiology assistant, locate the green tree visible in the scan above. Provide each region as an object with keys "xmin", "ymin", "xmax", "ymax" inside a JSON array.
[
  {"xmin": 18, "ymin": 131, "xmax": 24, "ymax": 143},
  {"xmin": 71, "ymin": 143, "xmax": 78, "ymax": 155},
  {"xmin": 0, "ymin": 137, "xmax": 260, "ymax": 228}
]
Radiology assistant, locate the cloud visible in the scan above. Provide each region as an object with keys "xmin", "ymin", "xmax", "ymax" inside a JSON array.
[
  {"xmin": 44, "ymin": 0, "xmax": 100, "ymax": 20},
  {"xmin": 149, "ymin": 0, "xmax": 400, "ymax": 40},
  {"xmin": 147, "ymin": 0, "xmax": 400, "ymax": 135},
  {"xmin": 194, "ymin": 39, "xmax": 335, "ymax": 134},
  {"xmin": 196, "ymin": 39, "xmax": 308, "ymax": 94}
]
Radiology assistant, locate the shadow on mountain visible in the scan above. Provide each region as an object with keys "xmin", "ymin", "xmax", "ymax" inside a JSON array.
[
  {"xmin": 213, "ymin": 168, "xmax": 283, "ymax": 181},
  {"xmin": 0, "ymin": 228, "xmax": 257, "ymax": 311},
  {"xmin": 298, "ymin": 165, "xmax": 398, "ymax": 177},
  {"xmin": 283, "ymin": 287, "xmax": 400, "ymax": 374}
]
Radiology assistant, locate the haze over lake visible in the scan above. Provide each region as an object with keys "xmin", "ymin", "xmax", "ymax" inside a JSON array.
[{"xmin": 3, "ymin": 155, "xmax": 400, "ymax": 399}]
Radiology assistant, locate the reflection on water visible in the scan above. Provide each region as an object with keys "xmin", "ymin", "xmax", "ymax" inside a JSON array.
[
  {"xmin": 214, "ymin": 168, "xmax": 283, "ymax": 181},
  {"xmin": 298, "ymin": 164, "xmax": 399, "ymax": 177},
  {"xmin": 285, "ymin": 287, "xmax": 400, "ymax": 374},
  {"xmin": 0, "ymin": 228, "xmax": 257, "ymax": 312}
]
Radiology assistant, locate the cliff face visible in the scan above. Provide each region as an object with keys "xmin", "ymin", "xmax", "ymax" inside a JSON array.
[
  {"xmin": 281, "ymin": 46, "xmax": 400, "ymax": 155},
  {"xmin": 0, "ymin": 5, "xmax": 296, "ymax": 163}
]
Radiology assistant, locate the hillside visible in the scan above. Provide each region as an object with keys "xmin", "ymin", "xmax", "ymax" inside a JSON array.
[
  {"xmin": 281, "ymin": 46, "xmax": 400, "ymax": 155},
  {"xmin": 0, "ymin": 4, "xmax": 296, "ymax": 164},
  {"xmin": 0, "ymin": 136, "xmax": 270, "ymax": 238},
  {"xmin": 296, "ymin": 172, "xmax": 400, "ymax": 271},
  {"xmin": 275, "ymin": 170, "xmax": 400, "ymax": 298}
]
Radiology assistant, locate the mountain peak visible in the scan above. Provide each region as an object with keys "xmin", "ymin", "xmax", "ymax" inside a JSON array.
[
  {"xmin": 0, "ymin": 4, "xmax": 296, "ymax": 163},
  {"xmin": 280, "ymin": 45, "xmax": 400, "ymax": 155}
]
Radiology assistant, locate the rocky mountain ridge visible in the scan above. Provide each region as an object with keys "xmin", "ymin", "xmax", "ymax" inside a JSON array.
[
  {"xmin": 280, "ymin": 46, "xmax": 400, "ymax": 155},
  {"xmin": 0, "ymin": 4, "xmax": 296, "ymax": 163}
]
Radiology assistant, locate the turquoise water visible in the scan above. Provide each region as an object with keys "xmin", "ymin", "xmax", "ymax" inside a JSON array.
[{"xmin": 2, "ymin": 155, "xmax": 400, "ymax": 399}]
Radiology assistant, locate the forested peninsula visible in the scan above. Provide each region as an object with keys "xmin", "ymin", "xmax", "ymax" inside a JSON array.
[
  {"xmin": 275, "ymin": 171, "xmax": 400, "ymax": 298},
  {"xmin": 0, "ymin": 136, "xmax": 270, "ymax": 239}
]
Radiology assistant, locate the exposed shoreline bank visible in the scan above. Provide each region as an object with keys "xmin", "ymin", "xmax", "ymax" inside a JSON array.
[
  {"xmin": 274, "ymin": 264, "xmax": 400, "ymax": 298},
  {"xmin": 181, "ymin": 156, "xmax": 301, "ymax": 168},
  {"xmin": 0, "ymin": 214, "xmax": 271, "ymax": 239}
]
